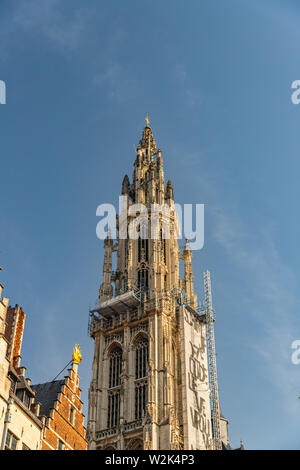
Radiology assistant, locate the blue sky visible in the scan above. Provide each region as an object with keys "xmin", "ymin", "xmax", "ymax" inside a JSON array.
[{"xmin": 0, "ymin": 0, "xmax": 300, "ymax": 450}]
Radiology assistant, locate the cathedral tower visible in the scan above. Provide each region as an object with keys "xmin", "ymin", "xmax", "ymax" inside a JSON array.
[{"xmin": 87, "ymin": 123, "xmax": 213, "ymax": 450}]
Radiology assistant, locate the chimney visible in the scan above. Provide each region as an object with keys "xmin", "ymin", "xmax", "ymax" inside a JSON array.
[
  {"xmin": 5, "ymin": 306, "xmax": 26, "ymax": 364},
  {"xmin": 32, "ymin": 402, "xmax": 41, "ymax": 416},
  {"xmin": 19, "ymin": 366, "xmax": 26, "ymax": 377},
  {"xmin": 13, "ymin": 355, "xmax": 21, "ymax": 369}
]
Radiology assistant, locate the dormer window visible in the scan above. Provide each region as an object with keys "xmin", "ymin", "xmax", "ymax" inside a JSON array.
[
  {"xmin": 9, "ymin": 378, "xmax": 16, "ymax": 394},
  {"xmin": 16, "ymin": 389, "xmax": 31, "ymax": 408},
  {"xmin": 23, "ymin": 392, "xmax": 30, "ymax": 408}
]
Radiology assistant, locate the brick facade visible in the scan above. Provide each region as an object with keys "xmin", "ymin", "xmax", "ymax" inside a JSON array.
[
  {"xmin": 4, "ymin": 305, "xmax": 26, "ymax": 367},
  {"xmin": 0, "ymin": 278, "xmax": 87, "ymax": 450},
  {"xmin": 33, "ymin": 364, "xmax": 87, "ymax": 451}
]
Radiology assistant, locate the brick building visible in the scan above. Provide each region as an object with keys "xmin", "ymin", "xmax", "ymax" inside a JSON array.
[
  {"xmin": 1, "ymin": 303, "xmax": 42, "ymax": 450},
  {"xmin": 32, "ymin": 362, "xmax": 87, "ymax": 451},
  {"xmin": 0, "ymin": 270, "xmax": 87, "ymax": 450},
  {"xmin": 0, "ymin": 282, "xmax": 12, "ymax": 447}
]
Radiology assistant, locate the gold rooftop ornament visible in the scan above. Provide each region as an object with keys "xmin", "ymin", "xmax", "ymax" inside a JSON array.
[
  {"xmin": 145, "ymin": 113, "xmax": 150, "ymax": 127},
  {"xmin": 72, "ymin": 344, "xmax": 82, "ymax": 364}
]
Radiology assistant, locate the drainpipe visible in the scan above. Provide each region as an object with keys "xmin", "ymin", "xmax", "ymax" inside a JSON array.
[{"xmin": 1, "ymin": 397, "xmax": 14, "ymax": 450}]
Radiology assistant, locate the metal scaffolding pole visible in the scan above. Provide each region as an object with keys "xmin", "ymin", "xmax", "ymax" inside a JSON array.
[{"xmin": 204, "ymin": 270, "xmax": 221, "ymax": 450}]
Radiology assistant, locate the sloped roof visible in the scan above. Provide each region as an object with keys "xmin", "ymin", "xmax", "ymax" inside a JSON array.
[{"xmin": 31, "ymin": 380, "xmax": 64, "ymax": 417}]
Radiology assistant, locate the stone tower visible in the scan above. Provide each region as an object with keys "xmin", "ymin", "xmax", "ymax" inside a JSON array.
[{"xmin": 87, "ymin": 124, "xmax": 213, "ymax": 450}]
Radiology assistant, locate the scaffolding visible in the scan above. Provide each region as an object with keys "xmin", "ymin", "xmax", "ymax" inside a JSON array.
[
  {"xmin": 203, "ymin": 270, "xmax": 221, "ymax": 450},
  {"xmin": 87, "ymin": 268, "xmax": 222, "ymax": 449},
  {"xmin": 88, "ymin": 286, "xmax": 145, "ymax": 336}
]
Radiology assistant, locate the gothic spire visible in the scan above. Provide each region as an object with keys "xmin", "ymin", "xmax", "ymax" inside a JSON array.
[{"xmin": 137, "ymin": 125, "xmax": 157, "ymax": 158}]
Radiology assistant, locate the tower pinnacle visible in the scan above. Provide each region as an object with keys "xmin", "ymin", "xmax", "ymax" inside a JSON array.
[{"xmin": 137, "ymin": 124, "xmax": 157, "ymax": 157}]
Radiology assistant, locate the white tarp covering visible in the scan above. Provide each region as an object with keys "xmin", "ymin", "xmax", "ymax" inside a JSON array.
[{"xmin": 179, "ymin": 305, "xmax": 213, "ymax": 450}]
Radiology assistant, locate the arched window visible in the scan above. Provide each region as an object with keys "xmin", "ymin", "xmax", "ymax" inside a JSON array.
[
  {"xmin": 109, "ymin": 347, "xmax": 122, "ymax": 388},
  {"xmin": 135, "ymin": 338, "xmax": 149, "ymax": 420},
  {"xmin": 138, "ymin": 224, "xmax": 149, "ymax": 262},
  {"xmin": 135, "ymin": 338, "xmax": 149, "ymax": 379},
  {"xmin": 107, "ymin": 347, "xmax": 122, "ymax": 428},
  {"xmin": 160, "ymin": 228, "xmax": 166, "ymax": 264},
  {"xmin": 137, "ymin": 268, "xmax": 148, "ymax": 290}
]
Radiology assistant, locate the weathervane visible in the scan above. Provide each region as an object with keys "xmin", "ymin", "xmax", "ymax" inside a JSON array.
[
  {"xmin": 145, "ymin": 113, "xmax": 150, "ymax": 127},
  {"xmin": 72, "ymin": 344, "xmax": 82, "ymax": 364}
]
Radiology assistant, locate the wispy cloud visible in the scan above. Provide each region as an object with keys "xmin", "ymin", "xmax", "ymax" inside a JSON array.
[
  {"xmin": 212, "ymin": 204, "xmax": 299, "ymax": 415},
  {"xmin": 174, "ymin": 63, "xmax": 203, "ymax": 107},
  {"xmin": 92, "ymin": 62, "xmax": 137, "ymax": 103},
  {"xmin": 174, "ymin": 146, "xmax": 299, "ymax": 419},
  {"xmin": 93, "ymin": 63, "xmax": 122, "ymax": 87},
  {"xmin": 8, "ymin": 0, "xmax": 94, "ymax": 55}
]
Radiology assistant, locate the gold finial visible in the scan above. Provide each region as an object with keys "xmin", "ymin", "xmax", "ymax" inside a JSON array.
[
  {"xmin": 145, "ymin": 113, "xmax": 150, "ymax": 127},
  {"xmin": 72, "ymin": 344, "xmax": 82, "ymax": 364}
]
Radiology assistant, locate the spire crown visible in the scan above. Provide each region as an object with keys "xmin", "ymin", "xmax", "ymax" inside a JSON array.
[{"xmin": 138, "ymin": 125, "xmax": 157, "ymax": 157}]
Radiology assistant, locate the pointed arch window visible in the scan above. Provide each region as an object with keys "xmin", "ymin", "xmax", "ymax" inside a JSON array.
[
  {"xmin": 138, "ymin": 224, "xmax": 149, "ymax": 262},
  {"xmin": 135, "ymin": 338, "xmax": 149, "ymax": 379},
  {"xmin": 160, "ymin": 228, "xmax": 166, "ymax": 264},
  {"xmin": 109, "ymin": 347, "xmax": 122, "ymax": 388},
  {"xmin": 135, "ymin": 337, "xmax": 149, "ymax": 420},
  {"xmin": 137, "ymin": 268, "xmax": 148, "ymax": 291},
  {"xmin": 107, "ymin": 347, "xmax": 122, "ymax": 428}
]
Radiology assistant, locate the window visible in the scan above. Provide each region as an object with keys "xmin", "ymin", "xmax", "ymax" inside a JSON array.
[
  {"xmin": 70, "ymin": 406, "xmax": 75, "ymax": 425},
  {"xmin": 107, "ymin": 347, "xmax": 122, "ymax": 428},
  {"xmin": 58, "ymin": 439, "xmax": 64, "ymax": 450},
  {"xmin": 107, "ymin": 390, "xmax": 120, "ymax": 428},
  {"xmin": 160, "ymin": 228, "xmax": 166, "ymax": 264},
  {"xmin": 137, "ymin": 268, "xmax": 148, "ymax": 290},
  {"xmin": 135, "ymin": 338, "xmax": 149, "ymax": 379},
  {"xmin": 23, "ymin": 392, "xmax": 30, "ymax": 408},
  {"xmin": 5, "ymin": 430, "xmax": 18, "ymax": 450},
  {"xmin": 9, "ymin": 379, "xmax": 16, "ymax": 394},
  {"xmin": 135, "ymin": 381, "xmax": 148, "ymax": 420},
  {"xmin": 135, "ymin": 338, "xmax": 149, "ymax": 419},
  {"xmin": 138, "ymin": 224, "xmax": 149, "ymax": 263},
  {"xmin": 16, "ymin": 389, "xmax": 31, "ymax": 408},
  {"xmin": 109, "ymin": 348, "xmax": 122, "ymax": 388}
]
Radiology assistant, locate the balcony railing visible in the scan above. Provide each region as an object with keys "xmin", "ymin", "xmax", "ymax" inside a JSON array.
[
  {"xmin": 95, "ymin": 419, "xmax": 143, "ymax": 440},
  {"xmin": 96, "ymin": 427, "xmax": 118, "ymax": 439},
  {"xmin": 123, "ymin": 419, "xmax": 143, "ymax": 432}
]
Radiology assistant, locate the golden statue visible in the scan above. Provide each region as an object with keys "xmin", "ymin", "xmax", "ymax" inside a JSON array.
[
  {"xmin": 72, "ymin": 344, "xmax": 82, "ymax": 364},
  {"xmin": 145, "ymin": 113, "xmax": 150, "ymax": 127}
]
